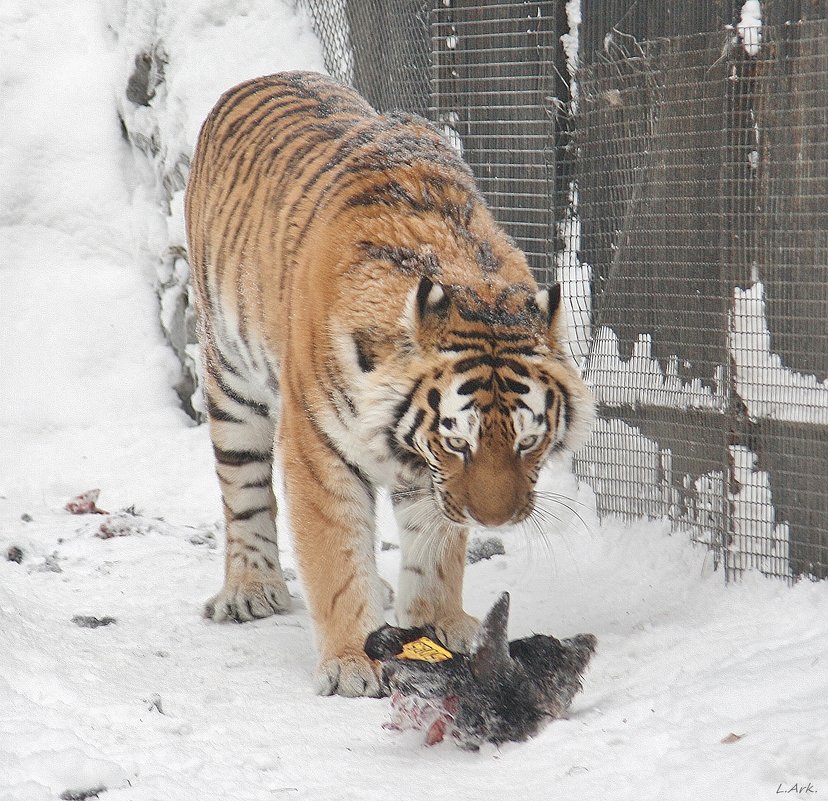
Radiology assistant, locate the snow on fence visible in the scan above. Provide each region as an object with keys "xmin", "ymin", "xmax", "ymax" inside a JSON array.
[{"xmin": 299, "ymin": 0, "xmax": 827, "ymax": 583}]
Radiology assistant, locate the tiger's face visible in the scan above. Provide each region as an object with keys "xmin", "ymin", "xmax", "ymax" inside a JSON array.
[
  {"xmin": 392, "ymin": 279, "xmax": 593, "ymax": 528},
  {"xmin": 423, "ymin": 383, "xmax": 546, "ymax": 527}
]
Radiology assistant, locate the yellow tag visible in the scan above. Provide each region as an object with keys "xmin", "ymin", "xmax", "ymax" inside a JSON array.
[{"xmin": 398, "ymin": 637, "xmax": 453, "ymax": 663}]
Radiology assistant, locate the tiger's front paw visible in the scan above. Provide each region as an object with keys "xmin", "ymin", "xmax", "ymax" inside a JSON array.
[
  {"xmin": 315, "ymin": 652, "xmax": 383, "ymax": 698},
  {"xmin": 431, "ymin": 613, "xmax": 480, "ymax": 654},
  {"xmin": 204, "ymin": 573, "xmax": 292, "ymax": 622}
]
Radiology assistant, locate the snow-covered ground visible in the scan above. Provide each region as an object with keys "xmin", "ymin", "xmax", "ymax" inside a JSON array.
[{"xmin": 1, "ymin": 2, "xmax": 826, "ymax": 800}]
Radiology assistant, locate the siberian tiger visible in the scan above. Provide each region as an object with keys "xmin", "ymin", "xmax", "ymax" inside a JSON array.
[{"xmin": 184, "ymin": 71, "xmax": 594, "ymax": 697}]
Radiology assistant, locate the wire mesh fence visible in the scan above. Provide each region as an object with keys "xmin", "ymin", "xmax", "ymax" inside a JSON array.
[
  {"xmin": 431, "ymin": 1, "xmax": 564, "ymax": 284},
  {"xmin": 300, "ymin": 0, "xmax": 431, "ymax": 115},
  {"xmin": 574, "ymin": 20, "xmax": 827, "ymax": 581},
  {"xmin": 299, "ymin": 0, "xmax": 827, "ymax": 582}
]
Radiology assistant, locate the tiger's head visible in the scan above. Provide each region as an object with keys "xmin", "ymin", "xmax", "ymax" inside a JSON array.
[{"xmin": 391, "ymin": 278, "xmax": 594, "ymax": 528}]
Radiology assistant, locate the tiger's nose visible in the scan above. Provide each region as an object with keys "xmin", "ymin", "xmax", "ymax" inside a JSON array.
[
  {"xmin": 463, "ymin": 450, "xmax": 532, "ymax": 526},
  {"xmin": 466, "ymin": 490, "xmax": 527, "ymax": 528}
]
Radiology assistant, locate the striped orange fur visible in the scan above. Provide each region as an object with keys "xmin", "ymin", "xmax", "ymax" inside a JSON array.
[{"xmin": 185, "ymin": 71, "xmax": 594, "ymax": 697}]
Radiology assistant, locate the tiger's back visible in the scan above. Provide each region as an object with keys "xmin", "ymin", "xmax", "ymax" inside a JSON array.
[
  {"xmin": 185, "ymin": 71, "xmax": 593, "ymax": 698},
  {"xmin": 187, "ymin": 71, "xmax": 538, "ymax": 400}
]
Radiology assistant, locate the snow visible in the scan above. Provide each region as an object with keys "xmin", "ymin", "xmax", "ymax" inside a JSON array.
[
  {"xmin": 1, "ymin": 2, "xmax": 827, "ymax": 800},
  {"xmin": 731, "ymin": 282, "xmax": 828, "ymax": 425},
  {"xmin": 729, "ymin": 446, "xmax": 790, "ymax": 577},
  {"xmin": 560, "ymin": 0, "xmax": 581, "ymax": 109},
  {"xmin": 106, "ymin": 0, "xmax": 324, "ymax": 167},
  {"xmin": 737, "ymin": 0, "xmax": 763, "ymax": 57},
  {"xmin": 586, "ymin": 329, "xmax": 725, "ymax": 411},
  {"xmin": 577, "ymin": 418, "xmax": 672, "ymax": 520},
  {"xmin": 556, "ymin": 184, "xmax": 592, "ymax": 366},
  {"xmin": 3, "ymin": 492, "xmax": 827, "ymax": 799}
]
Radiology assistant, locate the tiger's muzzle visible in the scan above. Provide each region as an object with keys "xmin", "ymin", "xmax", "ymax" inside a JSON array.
[{"xmin": 448, "ymin": 443, "xmax": 533, "ymax": 528}]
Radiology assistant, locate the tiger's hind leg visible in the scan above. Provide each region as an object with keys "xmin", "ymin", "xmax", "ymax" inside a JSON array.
[
  {"xmin": 203, "ymin": 364, "xmax": 291, "ymax": 622},
  {"xmin": 392, "ymin": 491, "xmax": 479, "ymax": 653}
]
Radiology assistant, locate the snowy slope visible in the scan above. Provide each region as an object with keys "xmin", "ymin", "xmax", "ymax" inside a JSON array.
[{"xmin": 0, "ymin": 2, "xmax": 826, "ymax": 800}]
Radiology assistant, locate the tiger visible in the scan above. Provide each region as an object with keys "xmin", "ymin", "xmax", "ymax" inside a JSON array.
[{"xmin": 184, "ymin": 71, "xmax": 594, "ymax": 698}]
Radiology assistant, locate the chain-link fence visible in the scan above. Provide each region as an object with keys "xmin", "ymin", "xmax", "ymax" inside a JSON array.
[{"xmin": 299, "ymin": 0, "xmax": 827, "ymax": 581}]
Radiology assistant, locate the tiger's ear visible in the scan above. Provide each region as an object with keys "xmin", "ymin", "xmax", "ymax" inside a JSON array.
[
  {"xmin": 534, "ymin": 284, "xmax": 566, "ymax": 341},
  {"xmin": 408, "ymin": 277, "xmax": 451, "ymax": 337},
  {"xmin": 534, "ymin": 284, "xmax": 561, "ymax": 327},
  {"xmin": 416, "ymin": 277, "xmax": 450, "ymax": 320}
]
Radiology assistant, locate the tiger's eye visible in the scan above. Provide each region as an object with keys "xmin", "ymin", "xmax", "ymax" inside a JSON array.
[
  {"xmin": 445, "ymin": 436, "xmax": 468, "ymax": 453},
  {"xmin": 518, "ymin": 434, "xmax": 540, "ymax": 452}
]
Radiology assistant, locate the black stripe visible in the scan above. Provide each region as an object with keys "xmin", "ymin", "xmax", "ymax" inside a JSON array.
[
  {"xmin": 208, "ymin": 78, "xmax": 274, "ymax": 135},
  {"xmin": 206, "ymin": 394, "xmax": 245, "ymax": 424},
  {"xmin": 240, "ymin": 542, "xmax": 262, "ymax": 558},
  {"xmin": 283, "ymin": 367, "xmax": 374, "ymax": 499},
  {"xmin": 359, "ymin": 242, "xmax": 441, "ymax": 278},
  {"xmin": 310, "ymin": 360, "xmax": 349, "ymax": 431},
  {"xmin": 353, "ymin": 332, "xmax": 376, "ymax": 372},
  {"xmin": 212, "ymin": 196, "xmax": 249, "ymax": 285},
  {"xmin": 262, "ymin": 353, "xmax": 281, "ymax": 394},
  {"xmin": 402, "ymin": 409, "xmax": 426, "ymax": 450},
  {"xmin": 455, "ymin": 306, "xmax": 535, "ymax": 326},
  {"xmin": 232, "ymin": 103, "xmax": 330, "ymax": 187},
  {"xmin": 279, "ymin": 120, "xmax": 394, "ymax": 274},
  {"xmin": 439, "ymin": 342, "xmax": 486, "ymax": 354},
  {"xmin": 221, "ymin": 94, "xmax": 307, "ymax": 146},
  {"xmin": 427, "ymin": 388, "xmax": 443, "ymax": 431},
  {"xmin": 230, "ymin": 505, "xmax": 271, "ymax": 522},
  {"xmin": 427, "ymin": 388, "xmax": 441, "ymax": 413},
  {"xmin": 347, "ymin": 180, "xmax": 427, "ymax": 212},
  {"xmin": 458, "ymin": 377, "xmax": 489, "ymax": 395},
  {"xmin": 325, "ymin": 360, "xmax": 358, "ymax": 417},
  {"xmin": 212, "ymin": 344, "xmax": 242, "ymax": 377},
  {"xmin": 213, "ymin": 447, "xmax": 271, "ymax": 466},
  {"xmin": 456, "ymin": 329, "xmax": 534, "ymax": 343},
  {"xmin": 454, "ymin": 354, "xmax": 496, "ymax": 372},
  {"xmin": 501, "ymin": 358, "xmax": 530, "ymax": 377},
  {"xmin": 205, "ymin": 358, "xmax": 269, "ymax": 417},
  {"xmin": 242, "ymin": 477, "xmax": 272, "ymax": 489},
  {"xmin": 447, "ymin": 330, "xmax": 495, "ymax": 341},
  {"xmin": 499, "ymin": 345, "xmax": 538, "ymax": 356},
  {"xmin": 497, "ymin": 375, "xmax": 530, "ymax": 395},
  {"xmin": 475, "ymin": 241, "xmax": 501, "ymax": 273},
  {"xmin": 282, "ymin": 117, "xmax": 472, "ymax": 272},
  {"xmin": 388, "ymin": 441, "xmax": 426, "ymax": 471},
  {"xmin": 557, "ymin": 382, "xmax": 573, "ymax": 429},
  {"xmin": 391, "ymin": 377, "xmax": 423, "ymax": 432},
  {"xmin": 443, "ymin": 495, "xmax": 465, "ymax": 520}
]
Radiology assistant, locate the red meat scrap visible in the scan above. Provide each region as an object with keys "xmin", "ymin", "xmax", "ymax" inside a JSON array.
[{"xmin": 65, "ymin": 489, "xmax": 108, "ymax": 515}]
